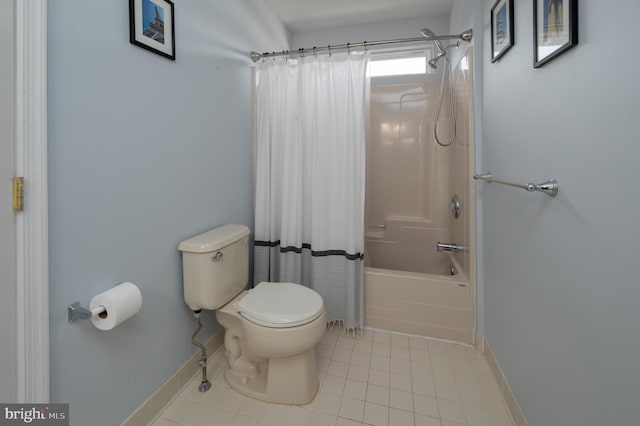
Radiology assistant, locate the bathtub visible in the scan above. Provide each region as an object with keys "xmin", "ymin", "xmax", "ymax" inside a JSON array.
[
  {"xmin": 364, "ymin": 252, "xmax": 474, "ymax": 343},
  {"xmin": 363, "ymin": 51, "xmax": 475, "ymax": 344}
]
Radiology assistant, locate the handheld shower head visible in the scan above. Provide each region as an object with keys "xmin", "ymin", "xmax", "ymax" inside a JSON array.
[
  {"xmin": 428, "ymin": 51, "xmax": 446, "ymax": 69},
  {"xmin": 420, "ymin": 28, "xmax": 444, "ymax": 53}
]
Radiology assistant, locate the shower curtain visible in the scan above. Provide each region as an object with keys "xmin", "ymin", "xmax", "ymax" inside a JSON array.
[{"xmin": 254, "ymin": 52, "xmax": 369, "ymax": 331}]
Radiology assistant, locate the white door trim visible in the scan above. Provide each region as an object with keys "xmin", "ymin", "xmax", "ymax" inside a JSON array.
[{"xmin": 15, "ymin": 0, "xmax": 49, "ymax": 403}]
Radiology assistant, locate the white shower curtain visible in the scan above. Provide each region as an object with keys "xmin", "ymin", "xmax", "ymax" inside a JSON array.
[{"xmin": 254, "ymin": 52, "xmax": 369, "ymax": 331}]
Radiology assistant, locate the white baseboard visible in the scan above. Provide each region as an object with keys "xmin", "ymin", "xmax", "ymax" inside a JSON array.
[
  {"xmin": 478, "ymin": 334, "xmax": 529, "ymax": 426},
  {"xmin": 121, "ymin": 329, "xmax": 225, "ymax": 426}
]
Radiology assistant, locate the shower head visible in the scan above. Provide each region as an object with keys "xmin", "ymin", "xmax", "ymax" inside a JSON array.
[
  {"xmin": 420, "ymin": 28, "xmax": 444, "ymax": 53},
  {"xmin": 428, "ymin": 51, "xmax": 446, "ymax": 69}
]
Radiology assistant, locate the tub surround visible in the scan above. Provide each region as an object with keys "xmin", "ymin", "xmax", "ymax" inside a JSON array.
[
  {"xmin": 365, "ymin": 48, "xmax": 476, "ymax": 345},
  {"xmin": 365, "ymin": 218, "xmax": 452, "ymax": 275}
]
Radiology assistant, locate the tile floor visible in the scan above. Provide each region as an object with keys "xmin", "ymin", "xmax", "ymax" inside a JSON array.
[{"xmin": 152, "ymin": 328, "xmax": 514, "ymax": 426}]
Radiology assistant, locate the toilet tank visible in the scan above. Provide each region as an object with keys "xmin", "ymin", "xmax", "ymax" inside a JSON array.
[{"xmin": 178, "ymin": 224, "xmax": 250, "ymax": 311}]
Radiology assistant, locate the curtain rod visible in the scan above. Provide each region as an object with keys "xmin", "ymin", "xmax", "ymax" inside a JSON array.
[{"xmin": 250, "ymin": 28, "xmax": 472, "ymax": 62}]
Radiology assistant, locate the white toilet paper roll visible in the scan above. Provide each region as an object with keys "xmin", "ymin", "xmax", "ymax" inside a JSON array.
[{"xmin": 89, "ymin": 282, "xmax": 142, "ymax": 331}]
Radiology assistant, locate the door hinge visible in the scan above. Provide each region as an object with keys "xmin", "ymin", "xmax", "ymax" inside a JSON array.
[{"xmin": 13, "ymin": 177, "xmax": 24, "ymax": 211}]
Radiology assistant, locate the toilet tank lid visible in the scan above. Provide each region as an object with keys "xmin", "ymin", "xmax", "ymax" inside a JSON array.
[{"xmin": 178, "ymin": 224, "xmax": 250, "ymax": 253}]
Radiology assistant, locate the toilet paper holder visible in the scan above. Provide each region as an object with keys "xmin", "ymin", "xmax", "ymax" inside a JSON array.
[
  {"xmin": 68, "ymin": 302, "xmax": 106, "ymax": 323},
  {"xmin": 67, "ymin": 282, "xmax": 142, "ymax": 329}
]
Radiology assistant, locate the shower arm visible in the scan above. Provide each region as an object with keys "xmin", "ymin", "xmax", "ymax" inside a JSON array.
[{"xmin": 250, "ymin": 29, "xmax": 473, "ymax": 62}]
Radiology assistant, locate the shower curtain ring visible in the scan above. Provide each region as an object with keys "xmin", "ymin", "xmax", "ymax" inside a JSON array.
[
  {"xmin": 298, "ymin": 48, "xmax": 304, "ymax": 58},
  {"xmin": 313, "ymin": 46, "xmax": 317, "ymax": 57},
  {"xmin": 347, "ymin": 43, "xmax": 351, "ymax": 54},
  {"xmin": 328, "ymin": 45, "xmax": 331, "ymax": 56},
  {"xmin": 364, "ymin": 41, "xmax": 368, "ymax": 53}
]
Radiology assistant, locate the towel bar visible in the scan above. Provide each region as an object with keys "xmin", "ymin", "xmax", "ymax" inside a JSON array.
[{"xmin": 473, "ymin": 172, "xmax": 558, "ymax": 197}]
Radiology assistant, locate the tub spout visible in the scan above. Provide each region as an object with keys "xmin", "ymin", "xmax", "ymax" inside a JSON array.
[{"xmin": 437, "ymin": 242, "xmax": 467, "ymax": 252}]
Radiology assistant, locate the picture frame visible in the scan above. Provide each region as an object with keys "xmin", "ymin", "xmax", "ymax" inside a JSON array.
[
  {"xmin": 533, "ymin": 0, "xmax": 578, "ymax": 68},
  {"xmin": 490, "ymin": 0, "xmax": 514, "ymax": 63},
  {"xmin": 129, "ymin": 0, "xmax": 175, "ymax": 60}
]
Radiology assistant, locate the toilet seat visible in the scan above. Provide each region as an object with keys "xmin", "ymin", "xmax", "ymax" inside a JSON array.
[{"xmin": 235, "ymin": 282, "xmax": 324, "ymax": 328}]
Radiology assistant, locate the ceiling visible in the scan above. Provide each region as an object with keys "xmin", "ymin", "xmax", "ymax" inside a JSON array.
[{"xmin": 264, "ymin": 0, "xmax": 453, "ymax": 32}]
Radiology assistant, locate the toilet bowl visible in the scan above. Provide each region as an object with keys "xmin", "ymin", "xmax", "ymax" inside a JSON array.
[
  {"xmin": 179, "ymin": 225, "xmax": 326, "ymax": 405},
  {"xmin": 217, "ymin": 282, "xmax": 326, "ymax": 404}
]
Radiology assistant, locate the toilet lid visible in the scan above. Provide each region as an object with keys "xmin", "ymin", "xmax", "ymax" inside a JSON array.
[{"xmin": 235, "ymin": 282, "xmax": 324, "ymax": 328}]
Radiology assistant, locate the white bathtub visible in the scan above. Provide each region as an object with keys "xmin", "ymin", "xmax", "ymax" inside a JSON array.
[{"xmin": 364, "ymin": 253, "xmax": 474, "ymax": 343}]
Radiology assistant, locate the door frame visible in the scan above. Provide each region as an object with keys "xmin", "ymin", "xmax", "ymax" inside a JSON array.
[{"xmin": 15, "ymin": 0, "xmax": 49, "ymax": 403}]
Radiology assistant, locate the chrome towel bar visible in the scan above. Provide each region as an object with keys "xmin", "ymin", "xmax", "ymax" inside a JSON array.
[{"xmin": 473, "ymin": 172, "xmax": 559, "ymax": 197}]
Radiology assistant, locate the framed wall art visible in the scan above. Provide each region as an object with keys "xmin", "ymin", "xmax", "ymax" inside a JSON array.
[
  {"xmin": 491, "ymin": 0, "xmax": 514, "ymax": 62},
  {"xmin": 533, "ymin": 0, "xmax": 578, "ymax": 68},
  {"xmin": 129, "ymin": 0, "xmax": 175, "ymax": 60}
]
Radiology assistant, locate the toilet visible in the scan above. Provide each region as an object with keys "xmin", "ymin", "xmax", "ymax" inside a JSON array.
[{"xmin": 178, "ymin": 224, "xmax": 326, "ymax": 405}]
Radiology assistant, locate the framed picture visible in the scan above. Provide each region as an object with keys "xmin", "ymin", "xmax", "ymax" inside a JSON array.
[
  {"xmin": 533, "ymin": 0, "xmax": 578, "ymax": 68},
  {"xmin": 129, "ymin": 0, "xmax": 175, "ymax": 60},
  {"xmin": 490, "ymin": 0, "xmax": 514, "ymax": 63}
]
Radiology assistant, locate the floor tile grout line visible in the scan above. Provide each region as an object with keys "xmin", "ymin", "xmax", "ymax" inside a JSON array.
[{"xmin": 153, "ymin": 327, "xmax": 512, "ymax": 426}]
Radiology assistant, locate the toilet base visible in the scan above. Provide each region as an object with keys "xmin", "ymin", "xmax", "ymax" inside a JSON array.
[
  {"xmin": 216, "ymin": 290, "xmax": 326, "ymax": 405},
  {"xmin": 224, "ymin": 347, "xmax": 319, "ymax": 405}
]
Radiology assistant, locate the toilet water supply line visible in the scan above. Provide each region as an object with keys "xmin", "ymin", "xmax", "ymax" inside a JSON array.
[{"xmin": 192, "ymin": 310, "xmax": 212, "ymax": 392}]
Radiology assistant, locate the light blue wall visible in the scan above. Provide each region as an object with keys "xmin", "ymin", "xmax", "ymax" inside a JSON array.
[
  {"xmin": 481, "ymin": 1, "xmax": 640, "ymax": 425},
  {"xmin": 47, "ymin": 1, "xmax": 287, "ymax": 425}
]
